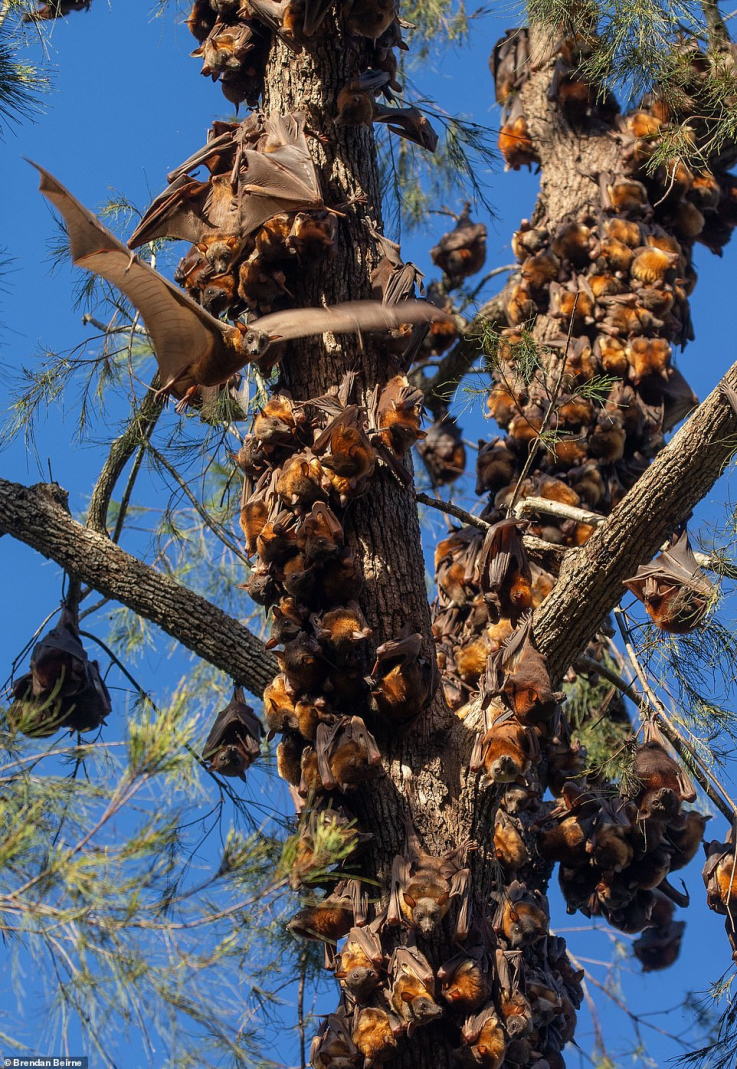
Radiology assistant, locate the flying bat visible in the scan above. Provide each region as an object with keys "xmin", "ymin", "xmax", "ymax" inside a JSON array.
[{"xmin": 30, "ymin": 162, "xmax": 452, "ymax": 404}]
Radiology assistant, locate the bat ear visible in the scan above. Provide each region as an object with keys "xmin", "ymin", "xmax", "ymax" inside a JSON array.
[
  {"xmin": 438, "ymin": 891, "xmax": 450, "ymax": 906},
  {"xmin": 269, "ymin": 333, "xmax": 283, "ymax": 342},
  {"xmin": 403, "ymin": 893, "xmax": 416, "ymax": 908}
]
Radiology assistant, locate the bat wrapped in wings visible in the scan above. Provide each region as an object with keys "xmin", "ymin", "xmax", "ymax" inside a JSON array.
[
  {"xmin": 622, "ymin": 531, "xmax": 715, "ymax": 633},
  {"xmin": 30, "ymin": 162, "xmax": 452, "ymax": 405}
]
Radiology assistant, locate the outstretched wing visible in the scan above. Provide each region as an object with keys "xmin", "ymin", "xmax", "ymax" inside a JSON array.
[
  {"xmin": 30, "ymin": 161, "xmax": 228, "ymax": 391},
  {"xmin": 239, "ymin": 113, "xmax": 324, "ymax": 233},
  {"xmin": 255, "ymin": 298, "xmax": 453, "ymax": 343}
]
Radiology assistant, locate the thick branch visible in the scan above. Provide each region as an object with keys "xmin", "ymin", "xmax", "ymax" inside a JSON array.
[
  {"xmin": 0, "ymin": 478, "xmax": 276, "ymax": 697},
  {"xmin": 532, "ymin": 363, "xmax": 737, "ymax": 683}
]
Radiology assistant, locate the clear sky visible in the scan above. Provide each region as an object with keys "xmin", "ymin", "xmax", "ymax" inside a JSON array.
[{"xmin": 3, "ymin": 2, "xmax": 737, "ymax": 1067}]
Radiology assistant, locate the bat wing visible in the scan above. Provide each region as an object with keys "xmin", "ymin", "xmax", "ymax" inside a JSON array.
[
  {"xmin": 127, "ymin": 174, "xmax": 213, "ymax": 248},
  {"xmin": 255, "ymin": 299, "xmax": 451, "ymax": 343},
  {"xmin": 239, "ymin": 113, "xmax": 322, "ymax": 234},
  {"xmin": 166, "ymin": 125, "xmax": 239, "ymax": 184},
  {"xmin": 31, "ymin": 163, "xmax": 229, "ymax": 391}
]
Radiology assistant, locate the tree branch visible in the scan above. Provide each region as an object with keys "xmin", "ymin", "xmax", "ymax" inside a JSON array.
[
  {"xmin": 87, "ymin": 381, "xmax": 164, "ymax": 536},
  {"xmin": 0, "ymin": 479, "xmax": 276, "ymax": 698},
  {"xmin": 411, "ymin": 288, "xmax": 509, "ymax": 419},
  {"xmin": 532, "ymin": 364, "xmax": 737, "ymax": 683}
]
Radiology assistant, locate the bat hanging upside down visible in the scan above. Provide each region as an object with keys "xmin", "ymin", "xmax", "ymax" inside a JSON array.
[{"xmin": 29, "ymin": 162, "xmax": 452, "ymax": 406}]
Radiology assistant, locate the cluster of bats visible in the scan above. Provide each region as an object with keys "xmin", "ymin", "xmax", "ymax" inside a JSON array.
[
  {"xmin": 185, "ymin": 0, "xmax": 439, "ymax": 149},
  {"xmin": 9, "ymin": 604, "xmax": 111, "ymax": 737},
  {"xmin": 234, "ymin": 369, "xmax": 438, "ymax": 797},
  {"xmin": 303, "ymin": 800, "xmax": 585, "ymax": 1068},
  {"xmin": 22, "ymin": 0, "xmax": 90, "ymax": 20}
]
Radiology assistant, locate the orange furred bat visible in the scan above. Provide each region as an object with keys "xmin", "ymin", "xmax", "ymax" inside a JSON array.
[
  {"xmin": 336, "ymin": 924, "xmax": 384, "ymax": 1002},
  {"xmin": 623, "ymin": 532, "xmax": 715, "ymax": 633},
  {"xmin": 478, "ymin": 519, "xmax": 532, "ymax": 620},
  {"xmin": 470, "ymin": 713, "xmax": 539, "ymax": 787},
  {"xmin": 493, "ymin": 880, "xmax": 549, "ymax": 948},
  {"xmin": 286, "ymin": 878, "xmax": 367, "ymax": 945},
  {"xmin": 351, "ymin": 1006, "xmax": 403, "ymax": 1066},
  {"xmin": 485, "ymin": 616, "xmax": 562, "ymax": 723},
  {"xmin": 438, "ymin": 924, "xmax": 494, "ymax": 1013},
  {"xmin": 455, "ymin": 1003, "xmax": 507, "ymax": 1069},
  {"xmin": 703, "ymin": 835, "xmax": 737, "ymax": 916},
  {"xmin": 498, "ymin": 96, "xmax": 537, "ymax": 172},
  {"xmin": 313, "ymin": 715, "xmax": 383, "ymax": 794},
  {"xmin": 367, "ymin": 624, "xmax": 438, "ymax": 725},
  {"xmin": 389, "ymin": 946, "xmax": 443, "ymax": 1033}
]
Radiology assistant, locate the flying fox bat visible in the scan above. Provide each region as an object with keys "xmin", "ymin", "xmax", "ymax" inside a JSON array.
[
  {"xmin": 129, "ymin": 112, "xmax": 323, "ymax": 251},
  {"xmin": 493, "ymin": 880, "xmax": 549, "ymax": 948},
  {"xmin": 630, "ymin": 720, "xmax": 696, "ymax": 821},
  {"xmin": 622, "ymin": 531, "xmax": 714, "ymax": 634},
  {"xmin": 313, "ymin": 715, "xmax": 383, "ymax": 794},
  {"xmin": 336, "ymin": 924, "xmax": 385, "ymax": 1002},
  {"xmin": 10, "ymin": 606, "xmax": 112, "ymax": 737},
  {"xmin": 438, "ymin": 920, "xmax": 495, "ymax": 1013},
  {"xmin": 310, "ymin": 1007, "xmax": 362, "ymax": 1069},
  {"xmin": 389, "ymin": 945, "xmax": 442, "ymax": 1034},
  {"xmin": 430, "ymin": 204, "xmax": 487, "ymax": 288},
  {"xmin": 478, "ymin": 518, "xmax": 532, "ymax": 619},
  {"xmin": 351, "ymin": 1005, "xmax": 403, "ymax": 1067},
  {"xmin": 367, "ymin": 623, "xmax": 438, "ymax": 726},
  {"xmin": 202, "ymin": 686, "xmax": 264, "ymax": 778},
  {"xmin": 388, "ymin": 814, "xmax": 475, "ymax": 938},
  {"xmin": 417, "ymin": 416, "xmax": 466, "ymax": 487},
  {"xmin": 455, "ymin": 1003, "xmax": 507, "ymax": 1069},
  {"xmin": 31, "ymin": 163, "xmax": 451, "ymax": 404},
  {"xmin": 484, "ymin": 616, "xmax": 563, "ymax": 723}
]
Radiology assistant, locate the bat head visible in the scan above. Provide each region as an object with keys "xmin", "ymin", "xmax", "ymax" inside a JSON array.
[
  {"xmin": 236, "ymin": 322, "xmax": 273, "ymax": 359},
  {"xmin": 211, "ymin": 744, "xmax": 248, "ymax": 778},
  {"xmin": 343, "ymin": 965, "xmax": 379, "ymax": 999},
  {"xmin": 410, "ymin": 894, "xmax": 449, "ymax": 935},
  {"xmin": 410, "ymin": 995, "xmax": 443, "ymax": 1023}
]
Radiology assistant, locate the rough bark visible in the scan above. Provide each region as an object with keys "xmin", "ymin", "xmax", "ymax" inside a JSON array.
[
  {"xmin": 534, "ymin": 361, "xmax": 737, "ymax": 682},
  {"xmin": 0, "ymin": 478, "xmax": 277, "ymax": 696}
]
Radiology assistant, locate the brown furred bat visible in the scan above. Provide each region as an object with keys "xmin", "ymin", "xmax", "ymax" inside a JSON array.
[
  {"xmin": 10, "ymin": 606, "xmax": 112, "ymax": 737},
  {"xmin": 298, "ymin": 502, "xmax": 345, "ymax": 563},
  {"xmin": 633, "ymin": 919, "xmax": 686, "ymax": 972},
  {"xmin": 430, "ymin": 204, "xmax": 487, "ymax": 288},
  {"xmin": 630, "ymin": 720, "xmax": 696, "ymax": 822},
  {"xmin": 455, "ymin": 1003, "xmax": 507, "ymax": 1069},
  {"xmin": 312, "ymin": 603, "xmax": 372, "ymax": 664},
  {"xmin": 367, "ymin": 624, "xmax": 438, "ymax": 726},
  {"xmin": 388, "ymin": 814, "xmax": 475, "ymax": 938},
  {"xmin": 31, "ymin": 163, "xmax": 452, "ymax": 404},
  {"xmin": 310, "ymin": 1007, "xmax": 362, "ymax": 1068},
  {"xmin": 493, "ymin": 880, "xmax": 549, "ymax": 948},
  {"xmin": 478, "ymin": 518, "xmax": 532, "ymax": 620},
  {"xmin": 313, "ymin": 715, "xmax": 383, "ymax": 793},
  {"xmin": 490, "ymin": 28, "xmax": 530, "ymax": 104},
  {"xmin": 417, "ymin": 416, "xmax": 466, "ymax": 486},
  {"xmin": 336, "ymin": 924, "xmax": 385, "ymax": 1002},
  {"xmin": 389, "ymin": 945, "xmax": 443, "ymax": 1033},
  {"xmin": 623, "ymin": 532, "xmax": 715, "ymax": 634},
  {"xmin": 202, "ymin": 686, "xmax": 263, "ymax": 778}
]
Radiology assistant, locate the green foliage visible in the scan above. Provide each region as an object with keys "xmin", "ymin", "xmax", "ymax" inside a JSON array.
[
  {"xmin": 565, "ymin": 656, "xmax": 636, "ymax": 786},
  {"xmin": 0, "ymin": 15, "xmax": 49, "ymax": 136},
  {"xmin": 0, "ymin": 685, "xmax": 298, "ymax": 1067}
]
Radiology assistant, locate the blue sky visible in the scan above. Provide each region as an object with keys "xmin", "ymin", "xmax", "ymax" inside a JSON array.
[{"xmin": 3, "ymin": 2, "xmax": 737, "ymax": 1067}]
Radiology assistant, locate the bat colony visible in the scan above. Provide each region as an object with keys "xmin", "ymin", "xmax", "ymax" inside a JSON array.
[{"xmin": 17, "ymin": 2, "xmax": 737, "ymax": 1066}]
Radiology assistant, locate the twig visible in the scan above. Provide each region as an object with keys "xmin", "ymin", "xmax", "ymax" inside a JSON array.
[
  {"xmin": 507, "ymin": 293, "xmax": 578, "ymax": 516},
  {"xmin": 87, "ymin": 374, "xmax": 164, "ymax": 536},
  {"xmin": 613, "ymin": 609, "xmax": 737, "ymax": 822},
  {"xmin": 415, "ymin": 491, "xmax": 491, "ymax": 531},
  {"xmin": 146, "ymin": 443, "xmax": 252, "ymax": 567},
  {"xmin": 515, "ymin": 496, "xmax": 603, "ymax": 527},
  {"xmin": 297, "ymin": 952, "xmax": 307, "ymax": 1069}
]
